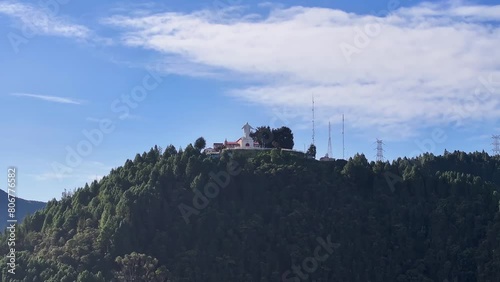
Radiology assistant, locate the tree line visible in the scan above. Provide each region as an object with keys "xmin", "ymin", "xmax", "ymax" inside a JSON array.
[{"xmin": 1, "ymin": 143, "xmax": 500, "ymax": 281}]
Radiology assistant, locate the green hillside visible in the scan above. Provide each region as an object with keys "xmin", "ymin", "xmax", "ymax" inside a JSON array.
[{"xmin": 1, "ymin": 145, "xmax": 500, "ymax": 281}]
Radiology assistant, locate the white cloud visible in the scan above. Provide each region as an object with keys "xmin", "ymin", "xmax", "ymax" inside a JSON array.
[
  {"xmin": 0, "ymin": 1, "xmax": 90, "ymax": 39},
  {"xmin": 465, "ymin": 134, "xmax": 493, "ymax": 142},
  {"xmin": 103, "ymin": 1, "xmax": 500, "ymax": 139},
  {"xmin": 34, "ymin": 172, "xmax": 72, "ymax": 181},
  {"xmin": 11, "ymin": 93, "xmax": 83, "ymax": 104},
  {"xmin": 34, "ymin": 161, "xmax": 112, "ymax": 183}
]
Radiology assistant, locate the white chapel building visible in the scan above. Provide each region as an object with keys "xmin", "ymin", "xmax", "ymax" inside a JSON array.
[{"xmin": 212, "ymin": 122, "xmax": 260, "ymax": 150}]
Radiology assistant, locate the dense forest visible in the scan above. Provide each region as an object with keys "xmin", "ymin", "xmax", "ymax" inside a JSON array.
[{"xmin": 1, "ymin": 143, "xmax": 500, "ymax": 281}]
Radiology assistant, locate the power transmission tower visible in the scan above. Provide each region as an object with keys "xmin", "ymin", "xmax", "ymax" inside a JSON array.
[
  {"xmin": 493, "ymin": 135, "xmax": 500, "ymax": 155},
  {"xmin": 375, "ymin": 139, "xmax": 385, "ymax": 162}
]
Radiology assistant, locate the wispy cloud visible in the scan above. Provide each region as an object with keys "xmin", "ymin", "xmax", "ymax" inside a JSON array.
[
  {"xmin": 34, "ymin": 161, "xmax": 112, "ymax": 182},
  {"xmin": 0, "ymin": 1, "xmax": 90, "ymax": 39},
  {"xmin": 34, "ymin": 172, "xmax": 72, "ymax": 181},
  {"xmin": 465, "ymin": 134, "xmax": 493, "ymax": 142},
  {"xmin": 103, "ymin": 1, "xmax": 500, "ymax": 139},
  {"xmin": 86, "ymin": 114, "xmax": 142, "ymax": 122},
  {"xmin": 11, "ymin": 93, "xmax": 83, "ymax": 105}
]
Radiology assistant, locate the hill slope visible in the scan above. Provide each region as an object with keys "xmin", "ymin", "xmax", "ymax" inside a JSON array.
[
  {"xmin": 1, "ymin": 146, "xmax": 500, "ymax": 281},
  {"xmin": 0, "ymin": 189, "xmax": 46, "ymax": 231}
]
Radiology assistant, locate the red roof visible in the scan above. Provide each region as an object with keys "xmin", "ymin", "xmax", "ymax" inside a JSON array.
[{"xmin": 223, "ymin": 138, "xmax": 259, "ymax": 146}]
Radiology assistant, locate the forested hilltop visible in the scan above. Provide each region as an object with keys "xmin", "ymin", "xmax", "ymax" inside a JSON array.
[{"xmin": 2, "ymin": 144, "xmax": 500, "ymax": 282}]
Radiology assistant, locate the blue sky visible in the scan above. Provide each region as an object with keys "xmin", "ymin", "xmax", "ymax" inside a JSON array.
[{"xmin": 0, "ymin": 0, "xmax": 499, "ymax": 201}]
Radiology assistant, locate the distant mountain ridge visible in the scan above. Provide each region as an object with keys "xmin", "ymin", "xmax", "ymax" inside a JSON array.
[{"xmin": 0, "ymin": 189, "xmax": 46, "ymax": 231}]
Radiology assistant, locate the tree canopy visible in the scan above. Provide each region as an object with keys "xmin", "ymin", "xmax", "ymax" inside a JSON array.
[
  {"xmin": 250, "ymin": 125, "xmax": 294, "ymax": 149},
  {"xmin": 1, "ymin": 148, "xmax": 500, "ymax": 281},
  {"xmin": 306, "ymin": 143, "xmax": 317, "ymax": 158},
  {"xmin": 194, "ymin": 137, "xmax": 206, "ymax": 151}
]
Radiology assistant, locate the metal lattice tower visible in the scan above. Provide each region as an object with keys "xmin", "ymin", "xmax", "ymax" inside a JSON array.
[
  {"xmin": 312, "ymin": 94, "xmax": 315, "ymax": 146},
  {"xmin": 342, "ymin": 114, "xmax": 345, "ymax": 159},
  {"xmin": 376, "ymin": 139, "xmax": 385, "ymax": 162},
  {"xmin": 493, "ymin": 135, "xmax": 500, "ymax": 155},
  {"xmin": 327, "ymin": 121, "xmax": 333, "ymax": 158}
]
